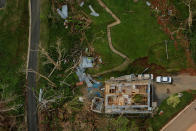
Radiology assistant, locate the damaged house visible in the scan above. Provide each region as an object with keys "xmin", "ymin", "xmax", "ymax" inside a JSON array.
[{"xmin": 91, "ymin": 74, "xmax": 155, "ymax": 114}]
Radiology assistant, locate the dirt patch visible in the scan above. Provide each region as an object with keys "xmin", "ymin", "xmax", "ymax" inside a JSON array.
[
  {"xmin": 180, "ymin": 68, "xmax": 196, "ymax": 76},
  {"xmin": 131, "ymin": 57, "xmax": 168, "ymax": 76}
]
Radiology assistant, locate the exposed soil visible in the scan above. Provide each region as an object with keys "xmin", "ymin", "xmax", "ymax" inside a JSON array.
[
  {"xmin": 180, "ymin": 68, "xmax": 196, "ymax": 76},
  {"xmin": 131, "ymin": 57, "xmax": 168, "ymax": 77}
]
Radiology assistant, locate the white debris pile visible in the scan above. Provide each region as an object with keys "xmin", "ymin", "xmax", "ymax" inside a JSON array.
[
  {"xmin": 57, "ymin": 5, "xmax": 68, "ymax": 20},
  {"xmin": 89, "ymin": 5, "xmax": 99, "ymax": 17}
]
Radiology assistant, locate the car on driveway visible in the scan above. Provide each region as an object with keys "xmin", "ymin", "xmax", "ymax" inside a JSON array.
[{"xmin": 156, "ymin": 76, "xmax": 172, "ymax": 84}]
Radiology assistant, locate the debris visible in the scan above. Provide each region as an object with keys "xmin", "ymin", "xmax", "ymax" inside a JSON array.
[
  {"xmin": 80, "ymin": 1, "xmax": 84, "ymax": 7},
  {"xmin": 89, "ymin": 5, "xmax": 99, "ymax": 17},
  {"xmin": 76, "ymin": 81, "xmax": 84, "ymax": 86},
  {"xmin": 98, "ymin": 58, "xmax": 102, "ymax": 64},
  {"xmin": 146, "ymin": 1, "xmax": 151, "ymax": 6},
  {"xmin": 178, "ymin": 93, "xmax": 183, "ymax": 98},
  {"xmin": 91, "ymin": 97, "xmax": 104, "ymax": 113},
  {"xmin": 79, "ymin": 57, "xmax": 94, "ymax": 68},
  {"xmin": 57, "ymin": 5, "xmax": 68, "ymax": 20},
  {"xmin": 39, "ymin": 89, "xmax": 43, "ymax": 102},
  {"xmin": 159, "ymin": 110, "xmax": 164, "ymax": 115},
  {"xmin": 79, "ymin": 97, "xmax": 84, "ymax": 102}
]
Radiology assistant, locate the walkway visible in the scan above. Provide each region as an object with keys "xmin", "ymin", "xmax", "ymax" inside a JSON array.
[{"xmin": 94, "ymin": 0, "xmax": 131, "ymax": 76}]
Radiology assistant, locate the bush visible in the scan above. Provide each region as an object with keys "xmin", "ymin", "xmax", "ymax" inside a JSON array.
[{"xmin": 167, "ymin": 95, "xmax": 180, "ymax": 108}]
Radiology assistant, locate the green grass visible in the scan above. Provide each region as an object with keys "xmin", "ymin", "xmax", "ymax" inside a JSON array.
[
  {"xmin": 83, "ymin": 0, "xmax": 188, "ymax": 75},
  {"xmin": 0, "ymin": 0, "xmax": 28, "ymax": 128},
  {"xmin": 147, "ymin": 91, "xmax": 195, "ymax": 131},
  {"xmin": 83, "ymin": 0, "xmax": 124, "ymax": 73},
  {"xmin": 0, "ymin": 0, "xmax": 28, "ymax": 99},
  {"xmin": 148, "ymin": 40, "xmax": 187, "ymax": 70},
  {"xmin": 103, "ymin": 0, "xmax": 168, "ymax": 60}
]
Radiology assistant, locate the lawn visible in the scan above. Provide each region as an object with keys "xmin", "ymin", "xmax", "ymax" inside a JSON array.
[
  {"xmin": 83, "ymin": 0, "xmax": 124, "ymax": 74},
  {"xmin": 84, "ymin": 0, "xmax": 187, "ymax": 74},
  {"xmin": 147, "ymin": 91, "xmax": 195, "ymax": 130},
  {"xmin": 0, "ymin": 0, "xmax": 28, "ymax": 102},
  {"xmin": 0, "ymin": 0, "xmax": 29, "ymax": 129}
]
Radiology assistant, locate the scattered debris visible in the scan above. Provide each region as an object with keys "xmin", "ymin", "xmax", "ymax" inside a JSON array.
[
  {"xmin": 39, "ymin": 89, "xmax": 43, "ymax": 102},
  {"xmin": 57, "ymin": 5, "xmax": 68, "ymax": 20},
  {"xmin": 146, "ymin": 1, "xmax": 151, "ymax": 6},
  {"xmin": 79, "ymin": 97, "xmax": 84, "ymax": 102},
  {"xmin": 76, "ymin": 56, "xmax": 101, "ymax": 88},
  {"xmin": 76, "ymin": 81, "xmax": 84, "ymax": 86},
  {"xmin": 159, "ymin": 110, "xmax": 164, "ymax": 115},
  {"xmin": 178, "ymin": 93, "xmax": 183, "ymax": 98},
  {"xmin": 80, "ymin": 57, "xmax": 94, "ymax": 68},
  {"xmin": 89, "ymin": 5, "xmax": 99, "ymax": 17},
  {"xmin": 80, "ymin": 1, "xmax": 84, "ymax": 7}
]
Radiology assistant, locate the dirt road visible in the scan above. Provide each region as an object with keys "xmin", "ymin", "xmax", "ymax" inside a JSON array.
[{"xmin": 154, "ymin": 74, "xmax": 196, "ymax": 104}]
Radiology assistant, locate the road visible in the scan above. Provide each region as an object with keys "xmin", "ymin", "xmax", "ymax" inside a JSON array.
[
  {"xmin": 154, "ymin": 74, "xmax": 196, "ymax": 104},
  {"xmin": 161, "ymin": 99, "xmax": 196, "ymax": 131},
  {"xmin": 26, "ymin": 0, "xmax": 40, "ymax": 130},
  {"xmin": 0, "ymin": 0, "xmax": 6, "ymax": 8}
]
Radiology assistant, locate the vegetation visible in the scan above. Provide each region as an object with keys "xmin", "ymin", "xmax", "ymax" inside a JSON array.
[
  {"xmin": 167, "ymin": 94, "xmax": 181, "ymax": 108},
  {"xmin": 133, "ymin": 94, "xmax": 144, "ymax": 103},
  {"xmin": 0, "ymin": 0, "xmax": 28, "ymax": 129},
  {"xmin": 147, "ymin": 91, "xmax": 195, "ymax": 130},
  {"xmin": 84, "ymin": 0, "xmax": 124, "ymax": 73}
]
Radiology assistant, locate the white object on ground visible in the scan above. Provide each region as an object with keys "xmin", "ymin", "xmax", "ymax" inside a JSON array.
[
  {"xmin": 89, "ymin": 5, "xmax": 99, "ymax": 17},
  {"xmin": 178, "ymin": 93, "xmax": 183, "ymax": 98},
  {"xmin": 80, "ymin": 1, "xmax": 84, "ymax": 7},
  {"xmin": 39, "ymin": 89, "xmax": 43, "ymax": 102},
  {"xmin": 146, "ymin": 1, "xmax": 151, "ymax": 6},
  {"xmin": 79, "ymin": 97, "xmax": 84, "ymax": 102},
  {"xmin": 57, "ymin": 5, "xmax": 68, "ymax": 19}
]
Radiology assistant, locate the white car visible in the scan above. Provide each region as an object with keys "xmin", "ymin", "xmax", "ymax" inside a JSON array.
[{"xmin": 156, "ymin": 76, "xmax": 172, "ymax": 84}]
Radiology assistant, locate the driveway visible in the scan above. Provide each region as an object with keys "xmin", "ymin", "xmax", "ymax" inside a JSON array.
[{"xmin": 154, "ymin": 74, "xmax": 196, "ymax": 104}]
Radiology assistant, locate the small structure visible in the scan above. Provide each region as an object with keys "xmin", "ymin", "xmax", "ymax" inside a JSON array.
[
  {"xmin": 91, "ymin": 97, "xmax": 104, "ymax": 113},
  {"xmin": 57, "ymin": 5, "xmax": 68, "ymax": 20},
  {"xmin": 89, "ymin": 5, "xmax": 99, "ymax": 17}
]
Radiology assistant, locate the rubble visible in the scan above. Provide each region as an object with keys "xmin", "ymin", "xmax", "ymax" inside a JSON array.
[
  {"xmin": 57, "ymin": 5, "xmax": 68, "ymax": 20},
  {"xmin": 91, "ymin": 97, "xmax": 104, "ymax": 113},
  {"xmin": 89, "ymin": 5, "xmax": 99, "ymax": 17}
]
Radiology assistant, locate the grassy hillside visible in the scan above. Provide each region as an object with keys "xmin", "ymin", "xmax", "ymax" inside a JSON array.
[{"xmin": 0, "ymin": 0, "xmax": 29, "ymax": 129}]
